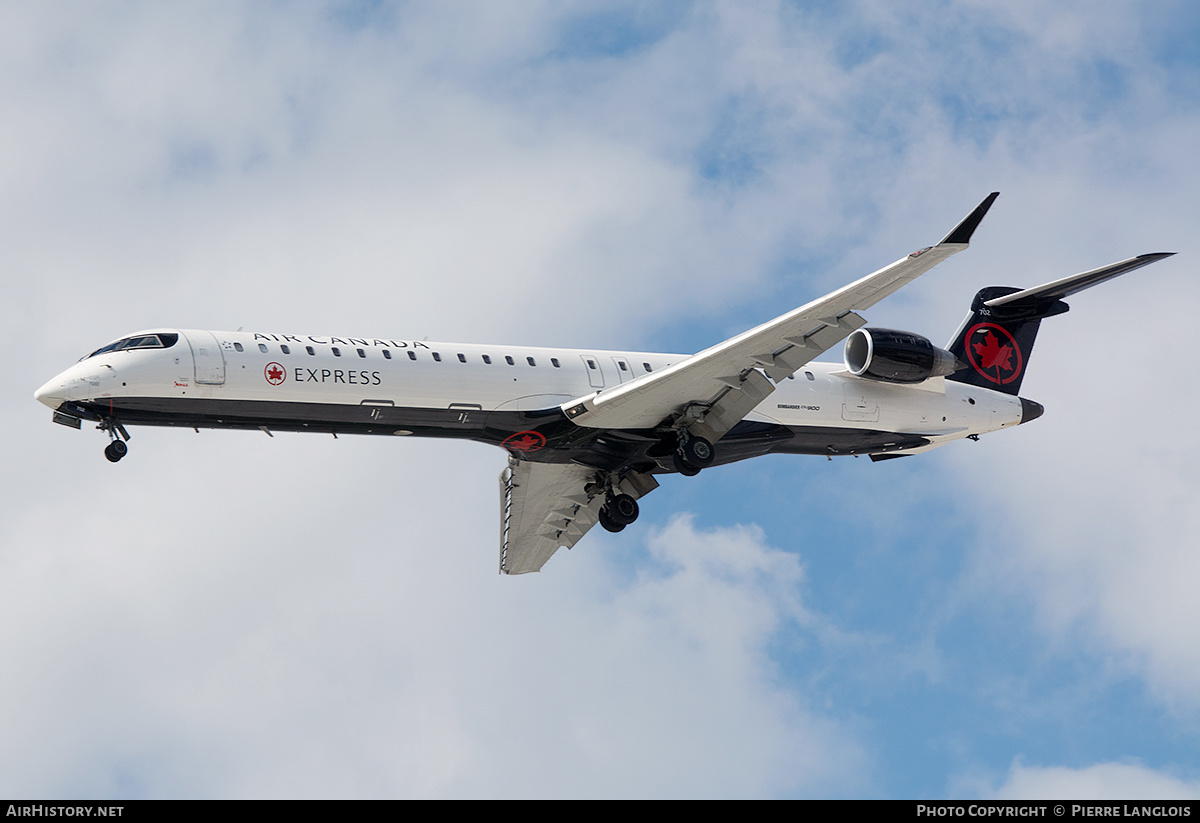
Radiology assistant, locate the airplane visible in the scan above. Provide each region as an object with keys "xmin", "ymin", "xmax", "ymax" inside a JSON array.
[{"xmin": 35, "ymin": 193, "xmax": 1173, "ymax": 574}]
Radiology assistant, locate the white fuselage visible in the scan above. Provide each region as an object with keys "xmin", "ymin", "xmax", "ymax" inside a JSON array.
[{"xmin": 36, "ymin": 328, "xmax": 1024, "ymax": 461}]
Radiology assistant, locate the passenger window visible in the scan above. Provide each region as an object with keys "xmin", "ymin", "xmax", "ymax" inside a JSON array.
[
  {"xmin": 618, "ymin": 361, "xmax": 628, "ymax": 371},
  {"xmin": 432, "ymin": 352, "xmax": 442, "ymax": 362},
  {"xmin": 457, "ymin": 353, "xmax": 466, "ymax": 363},
  {"xmin": 280, "ymin": 344, "xmax": 290, "ymax": 355},
  {"xmin": 258, "ymin": 343, "xmax": 268, "ymax": 353},
  {"xmin": 482, "ymin": 355, "xmax": 492, "ymax": 364},
  {"xmin": 332, "ymin": 347, "xmax": 341, "ymax": 357},
  {"xmin": 233, "ymin": 342, "xmax": 244, "ymax": 353},
  {"xmin": 306, "ymin": 346, "xmax": 315, "ymax": 356},
  {"xmin": 505, "ymin": 356, "xmax": 514, "ymax": 366},
  {"xmin": 551, "ymin": 358, "xmax": 560, "ymax": 368},
  {"xmin": 382, "ymin": 350, "xmax": 392, "ymax": 360},
  {"xmin": 805, "ymin": 371, "xmax": 814, "ymax": 381},
  {"xmin": 408, "ymin": 351, "xmax": 417, "ymax": 361},
  {"xmin": 587, "ymin": 359, "xmax": 596, "ymax": 369},
  {"xmin": 527, "ymin": 357, "xmax": 536, "ymax": 367},
  {"xmin": 643, "ymin": 362, "xmax": 652, "ymax": 372},
  {"xmin": 357, "ymin": 348, "xmax": 366, "ymax": 358}
]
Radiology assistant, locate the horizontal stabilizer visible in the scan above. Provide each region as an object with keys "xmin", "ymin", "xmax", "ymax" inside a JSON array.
[{"xmin": 985, "ymin": 253, "xmax": 1175, "ymax": 308}]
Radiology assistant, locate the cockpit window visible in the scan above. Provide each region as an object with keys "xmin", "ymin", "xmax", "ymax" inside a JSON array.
[{"xmin": 83, "ymin": 332, "xmax": 178, "ymax": 360}]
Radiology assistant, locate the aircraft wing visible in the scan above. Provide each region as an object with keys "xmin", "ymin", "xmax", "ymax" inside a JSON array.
[
  {"xmin": 499, "ymin": 457, "xmax": 658, "ymax": 574},
  {"xmin": 562, "ymin": 193, "xmax": 999, "ymax": 440}
]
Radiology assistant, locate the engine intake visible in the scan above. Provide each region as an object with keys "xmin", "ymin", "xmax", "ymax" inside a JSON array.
[{"xmin": 844, "ymin": 328, "xmax": 962, "ymax": 384}]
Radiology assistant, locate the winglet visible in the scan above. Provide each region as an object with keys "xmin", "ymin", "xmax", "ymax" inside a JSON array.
[{"xmin": 939, "ymin": 192, "xmax": 1000, "ymax": 246}]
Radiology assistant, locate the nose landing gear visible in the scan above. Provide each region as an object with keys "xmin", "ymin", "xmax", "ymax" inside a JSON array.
[
  {"xmin": 104, "ymin": 440, "xmax": 128, "ymax": 462},
  {"xmin": 99, "ymin": 418, "xmax": 131, "ymax": 463}
]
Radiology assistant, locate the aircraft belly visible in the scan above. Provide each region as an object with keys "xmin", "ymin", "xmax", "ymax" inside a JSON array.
[
  {"xmin": 770, "ymin": 426, "xmax": 931, "ymax": 456},
  {"xmin": 66, "ymin": 395, "xmax": 598, "ymax": 458}
]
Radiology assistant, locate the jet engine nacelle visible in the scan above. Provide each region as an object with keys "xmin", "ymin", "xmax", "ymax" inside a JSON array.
[{"xmin": 844, "ymin": 327, "xmax": 962, "ymax": 384}]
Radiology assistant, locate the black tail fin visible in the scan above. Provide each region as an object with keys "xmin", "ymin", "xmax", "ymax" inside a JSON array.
[
  {"xmin": 944, "ymin": 286, "xmax": 1065, "ymax": 394},
  {"xmin": 946, "ymin": 253, "xmax": 1174, "ymax": 395}
]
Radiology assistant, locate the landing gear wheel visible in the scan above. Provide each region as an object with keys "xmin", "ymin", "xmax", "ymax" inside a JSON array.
[
  {"xmin": 104, "ymin": 440, "xmax": 128, "ymax": 463},
  {"xmin": 673, "ymin": 451, "xmax": 701, "ymax": 476},
  {"xmin": 682, "ymin": 436, "xmax": 714, "ymax": 467},
  {"xmin": 606, "ymin": 493, "xmax": 639, "ymax": 526},
  {"xmin": 598, "ymin": 506, "xmax": 626, "ymax": 533}
]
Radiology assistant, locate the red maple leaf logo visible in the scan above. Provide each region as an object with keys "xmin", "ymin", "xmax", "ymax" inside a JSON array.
[
  {"xmin": 964, "ymin": 323, "xmax": 1023, "ymax": 385},
  {"xmin": 502, "ymin": 431, "xmax": 546, "ymax": 452},
  {"xmin": 264, "ymin": 363, "xmax": 286, "ymax": 384},
  {"xmin": 972, "ymin": 332, "xmax": 1013, "ymax": 373}
]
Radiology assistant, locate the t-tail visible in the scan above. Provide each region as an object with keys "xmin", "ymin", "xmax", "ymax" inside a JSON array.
[{"xmin": 945, "ymin": 253, "xmax": 1175, "ymax": 395}]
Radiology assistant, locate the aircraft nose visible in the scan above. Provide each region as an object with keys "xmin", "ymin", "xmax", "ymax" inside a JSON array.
[{"xmin": 35, "ymin": 376, "xmax": 66, "ymax": 410}]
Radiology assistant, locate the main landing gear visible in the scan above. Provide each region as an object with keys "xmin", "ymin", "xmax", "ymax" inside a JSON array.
[
  {"xmin": 587, "ymin": 467, "xmax": 658, "ymax": 535},
  {"xmin": 582, "ymin": 430, "xmax": 710, "ymax": 536},
  {"xmin": 594, "ymin": 469, "xmax": 641, "ymax": 534},
  {"xmin": 599, "ymin": 493, "xmax": 639, "ymax": 533},
  {"xmin": 671, "ymin": 434, "xmax": 714, "ymax": 477},
  {"xmin": 99, "ymin": 417, "xmax": 131, "ymax": 463}
]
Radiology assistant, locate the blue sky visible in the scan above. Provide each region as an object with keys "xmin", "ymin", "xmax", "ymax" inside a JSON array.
[{"xmin": 3, "ymin": 1, "xmax": 1199, "ymax": 799}]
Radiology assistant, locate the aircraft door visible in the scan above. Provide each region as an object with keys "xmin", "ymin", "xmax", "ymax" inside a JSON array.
[
  {"xmin": 186, "ymin": 330, "xmax": 226, "ymax": 385},
  {"xmin": 580, "ymin": 355, "xmax": 605, "ymax": 389}
]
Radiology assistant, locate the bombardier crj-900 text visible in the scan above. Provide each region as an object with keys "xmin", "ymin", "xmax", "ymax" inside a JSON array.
[{"xmin": 36, "ymin": 194, "xmax": 1173, "ymax": 574}]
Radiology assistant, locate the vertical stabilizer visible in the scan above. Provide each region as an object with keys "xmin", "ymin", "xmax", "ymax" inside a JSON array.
[{"xmin": 944, "ymin": 287, "xmax": 1064, "ymax": 395}]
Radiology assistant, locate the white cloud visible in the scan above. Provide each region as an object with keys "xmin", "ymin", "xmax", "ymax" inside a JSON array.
[
  {"xmin": 981, "ymin": 760, "xmax": 1200, "ymax": 800},
  {"xmin": 0, "ymin": 467, "xmax": 861, "ymax": 797}
]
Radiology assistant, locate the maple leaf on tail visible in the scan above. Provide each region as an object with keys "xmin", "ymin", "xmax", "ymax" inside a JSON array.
[{"xmin": 973, "ymin": 331, "xmax": 1013, "ymax": 373}]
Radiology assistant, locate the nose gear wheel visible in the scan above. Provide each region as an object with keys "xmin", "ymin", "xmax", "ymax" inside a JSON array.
[{"xmin": 98, "ymin": 417, "xmax": 130, "ymax": 463}]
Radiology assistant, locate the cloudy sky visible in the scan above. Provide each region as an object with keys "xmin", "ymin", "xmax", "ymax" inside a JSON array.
[{"xmin": 3, "ymin": 1, "xmax": 1199, "ymax": 799}]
